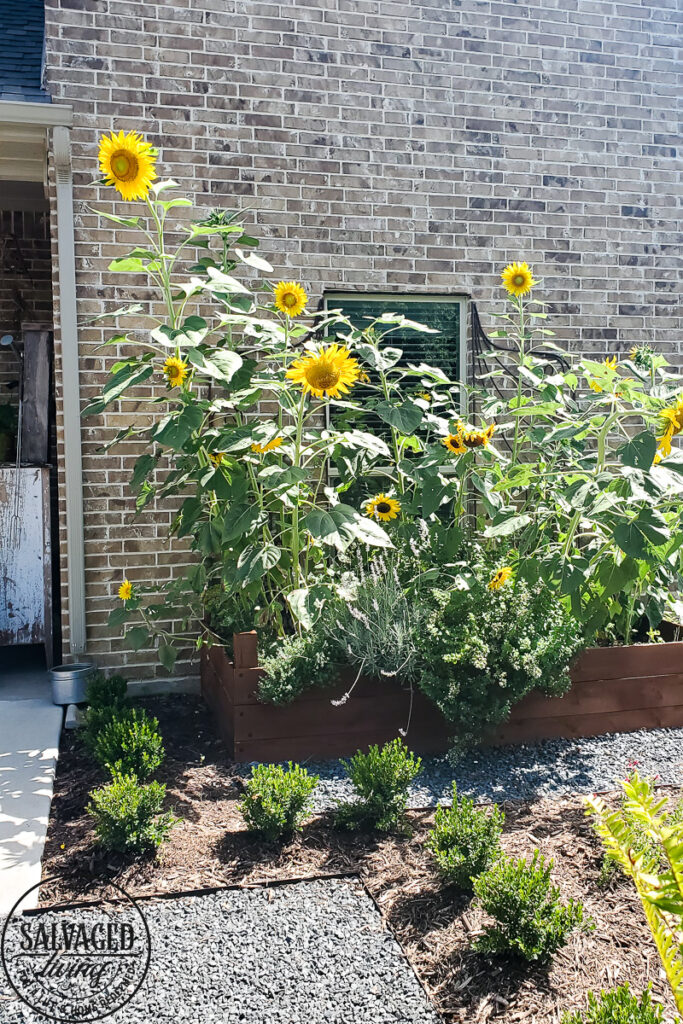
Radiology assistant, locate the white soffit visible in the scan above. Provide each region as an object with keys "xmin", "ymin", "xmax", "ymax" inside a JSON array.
[{"xmin": 0, "ymin": 123, "xmax": 47, "ymax": 183}]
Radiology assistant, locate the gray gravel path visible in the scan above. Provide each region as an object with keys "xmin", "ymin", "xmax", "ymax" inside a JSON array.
[
  {"xmin": 0, "ymin": 879, "xmax": 439, "ymax": 1024},
  {"xmin": 259, "ymin": 726, "xmax": 683, "ymax": 810}
]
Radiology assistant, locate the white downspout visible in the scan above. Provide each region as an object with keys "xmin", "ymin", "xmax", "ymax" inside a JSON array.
[{"xmin": 52, "ymin": 125, "xmax": 87, "ymax": 655}]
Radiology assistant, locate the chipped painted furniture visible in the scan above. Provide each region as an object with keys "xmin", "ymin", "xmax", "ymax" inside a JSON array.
[{"xmin": 0, "ymin": 465, "xmax": 52, "ymax": 666}]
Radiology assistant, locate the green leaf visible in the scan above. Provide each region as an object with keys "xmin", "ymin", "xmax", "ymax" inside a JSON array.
[
  {"xmin": 233, "ymin": 544, "xmax": 281, "ymax": 585},
  {"xmin": 509, "ymin": 402, "xmax": 561, "ymax": 417},
  {"xmin": 613, "ymin": 521, "xmax": 651, "ymax": 560},
  {"xmin": 336, "ymin": 430, "xmax": 391, "ymax": 459},
  {"xmin": 303, "ymin": 506, "xmax": 354, "ymax": 549},
  {"xmin": 375, "ymin": 400, "xmax": 423, "ymax": 434},
  {"xmin": 130, "ymin": 453, "xmax": 156, "ymax": 492},
  {"xmin": 636, "ymin": 508, "xmax": 670, "ymax": 547},
  {"xmin": 158, "ymin": 197, "xmax": 193, "ymax": 211},
  {"xmin": 349, "ymin": 513, "xmax": 394, "ymax": 548},
  {"xmin": 354, "ymin": 343, "xmax": 402, "ymax": 372},
  {"xmin": 91, "ymin": 209, "xmax": 142, "ymax": 228},
  {"xmin": 108, "ymin": 607, "xmax": 128, "ymax": 628},
  {"xmin": 153, "ymin": 404, "xmax": 203, "ymax": 449},
  {"xmin": 483, "ymin": 514, "xmax": 532, "ymax": 538},
  {"xmin": 126, "ymin": 626, "xmax": 150, "ymax": 651},
  {"xmin": 87, "ymin": 303, "xmax": 145, "ymax": 323},
  {"xmin": 597, "ymin": 557, "xmax": 640, "ymax": 599},
  {"xmin": 158, "ymin": 643, "xmax": 177, "ymax": 672},
  {"xmin": 84, "ymin": 362, "xmax": 154, "ymax": 414},
  {"xmin": 203, "ymin": 266, "xmax": 251, "ymax": 294},
  {"xmin": 619, "ymin": 430, "xmax": 657, "ymax": 470},
  {"xmin": 421, "ymin": 475, "xmax": 449, "ymax": 517},
  {"xmin": 221, "ymin": 503, "xmax": 264, "ymax": 543},
  {"xmin": 302, "ymin": 504, "xmax": 393, "ymax": 551},
  {"xmin": 108, "ymin": 257, "xmax": 147, "ymax": 273},
  {"xmin": 235, "ymin": 248, "xmax": 273, "ymax": 273},
  {"xmin": 286, "ymin": 585, "xmax": 331, "ymax": 629},
  {"xmin": 187, "ymin": 348, "xmax": 243, "ymax": 385}
]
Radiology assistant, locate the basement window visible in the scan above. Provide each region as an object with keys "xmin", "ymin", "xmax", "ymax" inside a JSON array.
[{"xmin": 322, "ymin": 293, "xmax": 467, "ymax": 386}]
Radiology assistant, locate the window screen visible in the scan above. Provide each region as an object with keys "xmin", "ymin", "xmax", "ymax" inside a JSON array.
[{"xmin": 323, "ymin": 294, "xmax": 466, "ymax": 383}]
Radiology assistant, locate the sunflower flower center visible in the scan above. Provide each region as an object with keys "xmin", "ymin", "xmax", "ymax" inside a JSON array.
[
  {"xmin": 376, "ymin": 502, "xmax": 391, "ymax": 514},
  {"xmin": 305, "ymin": 363, "xmax": 340, "ymax": 391},
  {"xmin": 513, "ymin": 274, "xmax": 525, "ymax": 286},
  {"xmin": 110, "ymin": 150, "xmax": 139, "ymax": 182},
  {"xmin": 282, "ymin": 292, "xmax": 297, "ymax": 307}
]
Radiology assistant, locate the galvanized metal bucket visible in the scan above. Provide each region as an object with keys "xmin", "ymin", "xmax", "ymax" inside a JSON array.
[{"xmin": 50, "ymin": 663, "xmax": 95, "ymax": 705}]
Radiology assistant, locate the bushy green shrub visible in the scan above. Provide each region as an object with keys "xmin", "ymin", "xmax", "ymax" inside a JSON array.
[
  {"xmin": 418, "ymin": 562, "xmax": 584, "ymax": 758},
  {"xmin": 561, "ymin": 985, "xmax": 664, "ymax": 1024},
  {"xmin": 239, "ymin": 762, "xmax": 318, "ymax": 842},
  {"xmin": 93, "ymin": 708, "xmax": 164, "ymax": 780},
  {"xmin": 86, "ymin": 671, "xmax": 128, "ymax": 708},
  {"xmin": 87, "ymin": 772, "xmax": 178, "ymax": 854},
  {"xmin": 258, "ymin": 630, "xmax": 338, "ymax": 705},
  {"xmin": 473, "ymin": 850, "xmax": 588, "ymax": 962},
  {"xmin": 336, "ymin": 738, "xmax": 422, "ymax": 833},
  {"xmin": 427, "ymin": 783, "xmax": 504, "ymax": 891},
  {"xmin": 81, "ymin": 672, "xmax": 130, "ymax": 755}
]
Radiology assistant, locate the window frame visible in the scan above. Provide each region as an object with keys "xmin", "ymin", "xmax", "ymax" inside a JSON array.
[
  {"xmin": 321, "ymin": 292, "xmax": 469, "ymax": 480},
  {"xmin": 322, "ymin": 291, "xmax": 469, "ymax": 422}
]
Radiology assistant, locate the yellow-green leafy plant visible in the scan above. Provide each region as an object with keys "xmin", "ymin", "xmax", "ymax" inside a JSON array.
[{"xmin": 586, "ymin": 771, "xmax": 683, "ymax": 1015}]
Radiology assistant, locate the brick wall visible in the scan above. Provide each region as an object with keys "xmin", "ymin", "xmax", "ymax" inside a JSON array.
[{"xmin": 42, "ymin": 0, "xmax": 681, "ymax": 681}]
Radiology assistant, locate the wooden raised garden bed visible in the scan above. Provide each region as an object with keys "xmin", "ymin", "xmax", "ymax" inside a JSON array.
[{"xmin": 201, "ymin": 633, "xmax": 683, "ymax": 762}]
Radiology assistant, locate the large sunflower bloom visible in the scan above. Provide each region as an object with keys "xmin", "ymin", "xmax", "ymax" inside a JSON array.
[
  {"xmin": 274, "ymin": 281, "xmax": 307, "ymax": 318},
  {"xmin": 488, "ymin": 567, "xmax": 512, "ymax": 591},
  {"xmin": 251, "ymin": 437, "xmax": 284, "ymax": 454},
  {"xmin": 98, "ymin": 130, "xmax": 157, "ymax": 201},
  {"xmin": 501, "ymin": 261, "xmax": 537, "ymax": 297},
  {"xmin": 364, "ymin": 494, "xmax": 401, "ymax": 522},
  {"xmin": 163, "ymin": 356, "xmax": 188, "ymax": 387},
  {"xmin": 118, "ymin": 579, "xmax": 133, "ymax": 601},
  {"xmin": 286, "ymin": 344, "xmax": 360, "ymax": 400}
]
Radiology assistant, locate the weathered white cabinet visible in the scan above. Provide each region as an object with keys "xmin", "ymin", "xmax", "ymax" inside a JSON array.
[{"xmin": 0, "ymin": 466, "xmax": 52, "ymax": 665}]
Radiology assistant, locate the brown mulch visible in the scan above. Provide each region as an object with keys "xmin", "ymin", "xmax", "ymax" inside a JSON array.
[{"xmin": 42, "ymin": 695, "xmax": 676, "ymax": 1023}]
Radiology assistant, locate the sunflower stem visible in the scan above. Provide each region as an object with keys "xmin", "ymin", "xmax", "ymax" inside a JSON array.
[
  {"xmin": 290, "ymin": 389, "xmax": 307, "ymax": 595},
  {"xmin": 511, "ymin": 295, "xmax": 526, "ymax": 464}
]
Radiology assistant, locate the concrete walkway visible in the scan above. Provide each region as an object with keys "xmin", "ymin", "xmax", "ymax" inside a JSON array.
[{"xmin": 0, "ymin": 648, "xmax": 62, "ymax": 914}]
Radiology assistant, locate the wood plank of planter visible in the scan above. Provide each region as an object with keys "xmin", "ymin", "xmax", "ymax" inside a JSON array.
[
  {"xmin": 200, "ymin": 649, "xmax": 234, "ymax": 747},
  {"xmin": 493, "ymin": 703, "xmax": 683, "ymax": 745},
  {"xmin": 513, "ymin": 674, "xmax": 683, "ymax": 719},
  {"xmin": 571, "ymin": 642, "xmax": 683, "ymax": 682},
  {"xmin": 234, "ymin": 690, "xmax": 448, "ymax": 742}
]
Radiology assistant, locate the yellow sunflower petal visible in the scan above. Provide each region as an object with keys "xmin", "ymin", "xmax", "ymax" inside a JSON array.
[
  {"xmin": 163, "ymin": 356, "xmax": 188, "ymax": 387},
  {"xmin": 501, "ymin": 261, "xmax": 537, "ymax": 297},
  {"xmin": 251, "ymin": 437, "xmax": 284, "ymax": 454},
  {"xmin": 118, "ymin": 579, "xmax": 132, "ymax": 601},
  {"xmin": 286, "ymin": 344, "xmax": 360, "ymax": 400},
  {"xmin": 364, "ymin": 494, "xmax": 401, "ymax": 522},
  {"xmin": 488, "ymin": 567, "xmax": 512, "ymax": 591},
  {"xmin": 98, "ymin": 130, "xmax": 157, "ymax": 201},
  {"xmin": 274, "ymin": 281, "xmax": 307, "ymax": 318}
]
